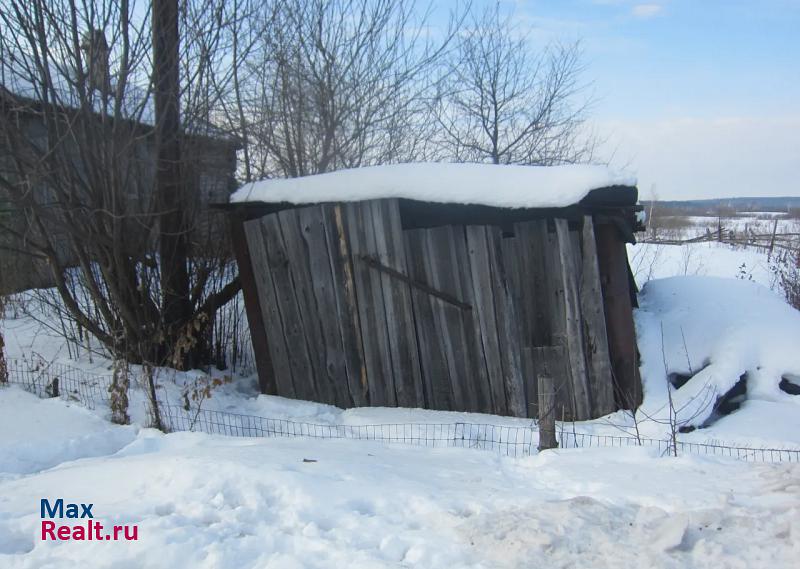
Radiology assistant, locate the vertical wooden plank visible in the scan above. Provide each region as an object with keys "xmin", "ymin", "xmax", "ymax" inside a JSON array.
[
  {"xmin": 595, "ymin": 220, "xmax": 643, "ymax": 409},
  {"xmin": 258, "ymin": 213, "xmax": 318, "ymax": 403},
  {"xmin": 369, "ymin": 199, "xmax": 425, "ymax": 408},
  {"xmin": 417, "ymin": 225, "xmax": 498, "ymax": 413},
  {"xmin": 405, "ymin": 228, "xmax": 454, "ymax": 409},
  {"xmin": 488, "ymin": 229, "xmax": 527, "ymax": 418},
  {"xmin": 522, "ymin": 347, "xmax": 538, "ymax": 417},
  {"xmin": 344, "ymin": 201, "xmax": 396, "ymax": 406},
  {"xmin": 466, "ymin": 225, "xmax": 507, "ymax": 415},
  {"xmin": 569, "ymin": 229, "xmax": 583, "ymax": 280},
  {"xmin": 537, "ymin": 220, "xmax": 575, "ymax": 419},
  {"xmin": 424, "ymin": 226, "xmax": 483, "ymax": 412},
  {"xmin": 517, "ymin": 219, "xmax": 562, "ymax": 416},
  {"xmin": 293, "ymin": 205, "xmax": 357, "ymax": 408},
  {"xmin": 529, "ymin": 220, "xmax": 561, "ymax": 346},
  {"xmin": 580, "ymin": 216, "xmax": 616, "ymax": 416},
  {"xmin": 230, "ymin": 213, "xmax": 276, "ymax": 395},
  {"xmin": 322, "ymin": 204, "xmax": 369, "ymax": 407},
  {"xmin": 242, "ymin": 217, "xmax": 296, "ymax": 399},
  {"xmin": 554, "ymin": 218, "xmax": 592, "ymax": 420},
  {"xmin": 466, "ymin": 225, "xmax": 525, "ymax": 416},
  {"xmin": 502, "ymin": 233, "xmax": 537, "ymax": 418},
  {"xmin": 452, "ymin": 227, "xmax": 494, "ymax": 413},
  {"xmin": 277, "ymin": 207, "xmax": 339, "ymax": 406}
]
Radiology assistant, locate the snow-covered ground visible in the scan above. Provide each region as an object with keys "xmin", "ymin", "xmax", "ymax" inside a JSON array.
[
  {"xmin": 628, "ymin": 240, "xmax": 779, "ymax": 288},
  {"xmin": 1, "ymin": 226, "xmax": 800, "ymax": 567},
  {"xmin": 1, "ymin": 387, "xmax": 799, "ymax": 568}
]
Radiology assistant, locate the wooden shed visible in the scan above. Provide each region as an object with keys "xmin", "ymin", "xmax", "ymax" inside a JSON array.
[{"xmin": 227, "ymin": 163, "xmax": 644, "ymax": 420}]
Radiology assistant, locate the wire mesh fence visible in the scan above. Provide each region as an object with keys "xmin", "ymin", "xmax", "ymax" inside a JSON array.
[
  {"xmin": 161, "ymin": 404, "xmax": 539, "ymax": 457},
  {"xmin": 3, "ymin": 357, "xmax": 800, "ymax": 463},
  {"xmin": 4, "ymin": 357, "xmax": 109, "ymax": 409},
  {"xmin": 555, "ymin": 431, "xmax": 800, "ymax": 463},
  {"xmin": 162, "ymin": 404, "xmax": 800, "ymax": 462}
]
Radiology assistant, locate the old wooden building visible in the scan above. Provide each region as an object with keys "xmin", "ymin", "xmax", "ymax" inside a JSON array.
[{"xmin": 227, "ymin": 163, "xmax": 644, "ymax": 420}]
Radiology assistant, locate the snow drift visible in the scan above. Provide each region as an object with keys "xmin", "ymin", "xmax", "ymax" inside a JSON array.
[{"xmin": 636, "ymin": 276, "xmax": 800, "ymax": 434}]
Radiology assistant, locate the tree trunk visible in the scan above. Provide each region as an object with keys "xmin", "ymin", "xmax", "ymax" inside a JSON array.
[{"xmin": 153, "ymin": 0, "xmax": 192, "ymax": 366}]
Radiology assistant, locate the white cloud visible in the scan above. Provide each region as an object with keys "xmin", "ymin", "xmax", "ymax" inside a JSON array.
[
  {"xmin": 631, "ymin": 3, "xmax": 664, "ymax": 19},
  {"xmin": 595, "ymin": 116, "xmax": 800, "ymax": 199}
]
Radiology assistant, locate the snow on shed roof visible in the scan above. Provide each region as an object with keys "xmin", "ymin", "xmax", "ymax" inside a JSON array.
[{"xmin": 230, "ymin": 163, "xmax": 637, "ymax": 209}]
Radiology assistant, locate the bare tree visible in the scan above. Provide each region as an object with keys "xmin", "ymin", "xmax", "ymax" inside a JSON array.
[
  {"xmin": 225, "ymin": 0, "xmax": 459, "ymax": 180},
  {"xmin": 0, "ymin": 0, "xmax": 601, "ymax": 379},
  {"xmin": 433, "ymin": 5, "xmax": 594, "ymax": 165},
  {"xmin": 0, "ymin": 0, "xmax": 241, "ymax": 368}
]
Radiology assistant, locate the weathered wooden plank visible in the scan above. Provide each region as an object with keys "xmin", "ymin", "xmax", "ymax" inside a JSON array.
[
  {"xmin": 425, "ymin": 225, "xmax": 488, "ymax": 412},
  {"xmin": 580, "ymin": 215, "xmax": 616, "ymax": 416},
  {"xmin": 522, "ymin": 220, "xmax": 557, "ymax": 346},
  {"xmin": 522, "ymin": 347, "xmax": 538, "ymax": 417},
  {"xmin": 450, "ymin": 227, "xmax": 493, "ymax": 413},
  {"xmin": 465, "ymin": 225, "xmax": 527, "ymax": 416},
  {"xmin": 293, "ymin": 205, "xmax": 356, "ymax": 408},
  {"xmin": 501, "ymin": 233, "xmax": 537, "ymax": 418},
  {"xmin": 569, "ymin": 229, "xmax": 583, "ymax": 280},
  {"xmin": 242, "ymin": 217, "xmax": 296, "ymax": 399},
  {"xmin": 487, "ymin": 230, "xmax": 526, "ymax": 418},
  {"xmin": 515, "ymin": 219, "xmax": 560, "ymax": 416},
  {"xmin": 259, "ymin": 213, "xmax": 318, "ymax": 403},
  {"xmin": 321, "ymin": 204, "xmax": 368, "ymax": 407},
  {"xmin": 404, "ymin": 228, "xmax": 454, "ymax": 410},
  {"xmin": 466, "ymin": 225, "xmax": 507, "ymax": 414},
  {"xmin": 554, "ymin": 218, "xmax": 592, "ymax": 420},
  {"xmin": 230, "ymin": 214, "xmax": 276, "ymax": 395},
  {"xmin": 369, "ymin": 199, "xmax": 425, "ymax": 408},
  {"xmin": 539, "ymin": 220, "xmax": 575, "ymax": 419},
  {"xmin": 344, "ymin": 201, "xmax": 396, "ymax": 406},
  {"xmin": 595, "ymin": 219, "xmax": 642, "ymax": 409},
  {"xmin": 277, "ymin": 207, "xmax": 338, "ymax": 406}
]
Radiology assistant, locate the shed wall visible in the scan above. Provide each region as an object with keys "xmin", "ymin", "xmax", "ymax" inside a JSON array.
[{"xmin": 243, "ymin": 198, "xmax": 618, "ymax": 420}]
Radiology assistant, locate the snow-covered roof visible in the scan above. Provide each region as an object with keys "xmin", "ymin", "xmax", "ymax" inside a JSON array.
[{"xmin": 230, "ymin": 163, "xmax": 637, "ymax": 209}]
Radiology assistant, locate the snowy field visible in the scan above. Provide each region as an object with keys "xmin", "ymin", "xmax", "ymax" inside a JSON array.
[
  {"xmin": 1, "ymin": 228, "xmax": 800, "ymax": 567},
  {"xmin": 2, "ymin": 387, "xmax": 800, "ymax": 568}
]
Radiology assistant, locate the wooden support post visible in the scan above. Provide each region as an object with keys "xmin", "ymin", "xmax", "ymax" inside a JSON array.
[
  {"xmin": 768, "ymin": 218, "xmax": 779, "ymax": 261},
  {"xmin": 534, "ymin": 346, "xmax": 561, "ymax": 451},
  {"xmin": 537, "ymin": 374, "xmax": 558, "ymax": 451},
  {"xmin": 594, "ymin": 220, "xmax": 642, "ymax": 409},
  {"xmin": 229, "ymin": 214, "xmax": 277, "ymax": 395}
]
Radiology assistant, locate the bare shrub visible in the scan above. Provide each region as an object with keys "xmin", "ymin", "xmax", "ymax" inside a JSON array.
[
  {"xmin": 772, "ymin": 248, "xmax": 800, "ymax": 311},
  {"xmin": 109, "ymin": 359, "xmax": 130, "ymax": 425}
]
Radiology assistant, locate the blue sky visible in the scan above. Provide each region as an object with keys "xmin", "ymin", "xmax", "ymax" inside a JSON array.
[{"xmin": 473, "ymin": 0, "xmax": 800, "ymax": 199}]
